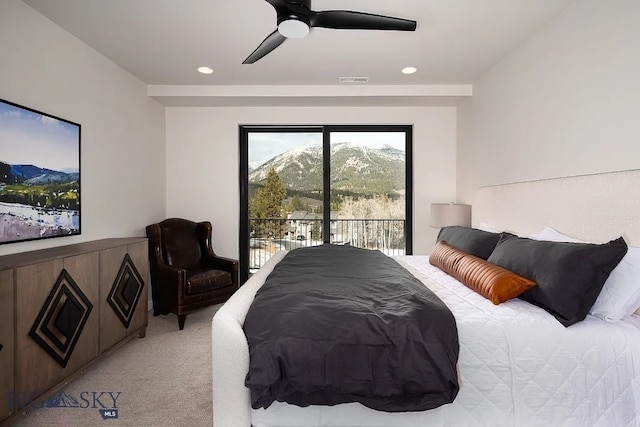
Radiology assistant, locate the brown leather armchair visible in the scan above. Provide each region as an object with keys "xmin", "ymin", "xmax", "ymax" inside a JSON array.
[{"xmin": 145, "ymin": 218, "xmax": 238, "ymax": 330}]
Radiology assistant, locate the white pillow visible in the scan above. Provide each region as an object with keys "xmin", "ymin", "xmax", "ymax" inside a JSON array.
[
  {"xmin": 477, "ymin": 222, "xmax": 499, "ymax": 233},
  {"xmin": 533, "ymin": 227, "xmax": 583, "ymax": 243},
  {"xmin": 533, "ymin": 227, "xmax": 640, "ymax": 321}
]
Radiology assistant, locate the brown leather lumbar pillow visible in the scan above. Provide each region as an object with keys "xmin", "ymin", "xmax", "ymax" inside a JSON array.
[{"xmin": 429, "ymin": 241, "xmax": 537, "ymax": 304}]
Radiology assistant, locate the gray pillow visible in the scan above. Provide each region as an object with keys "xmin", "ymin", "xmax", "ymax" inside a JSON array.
[
  {"xmin": 487, "ymin": 234, "xmax": 628, "ymax": 326},
  {"xmin": 436, "ymin": 226, "xmax": 501, "ymax": 260}
]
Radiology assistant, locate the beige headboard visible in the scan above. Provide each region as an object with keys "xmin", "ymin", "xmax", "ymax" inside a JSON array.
[{"xmin": 472, "ymin": 169, "xmax": 640, "ymax": 247}]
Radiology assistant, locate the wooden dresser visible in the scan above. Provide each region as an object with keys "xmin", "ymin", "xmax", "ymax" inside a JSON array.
[{"xmin": 0, "ymin": 238, "xmax": 149, "ymax": 422}]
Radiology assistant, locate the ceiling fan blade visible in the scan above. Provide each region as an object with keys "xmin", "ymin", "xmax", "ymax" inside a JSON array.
[
  {"xmin": 311, "ymin": 10, "xmax": 417, "ymax": 31},
  {"xmin": 265, "ymin": 0, "xmax": 290, "ymax": 15},
  {"xmin": 243, "ymin": 29, "xmax": 287, "ymax": 64}
]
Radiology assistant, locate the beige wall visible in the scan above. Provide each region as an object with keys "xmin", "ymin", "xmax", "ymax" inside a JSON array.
[
  {"xmin": 165, "ymin": 106, "xmax": 458, "ymax": 258},
  {"xmin": 0, "ymin": 0, "xmax": 166, "ymax": 256},
  {"xmin": 457, "ymin": 0, "xmax": 640, "ymax": 202}
]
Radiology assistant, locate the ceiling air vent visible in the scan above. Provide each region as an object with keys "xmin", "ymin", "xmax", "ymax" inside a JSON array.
[{"xmin": 339, "ymin": 77, "xmax": 369, "ymax": 83}]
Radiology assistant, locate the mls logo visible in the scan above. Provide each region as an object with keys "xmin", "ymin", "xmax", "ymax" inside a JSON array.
[
  {"xmin": 100, "ymin": 409, "xmax": 119, "ymax": 419},
  {"xmin": 7, "ymin": 390, "xmax": 122, "ymax": 420}
]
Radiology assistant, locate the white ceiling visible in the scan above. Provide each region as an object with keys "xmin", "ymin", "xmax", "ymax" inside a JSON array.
[
  {"xmin": 21, "ymin": 0, "xmax": 574, "ymax": 106},
  {"xmin": 23, "ymin": 0, "xmax": 573, "ymax": 87}
]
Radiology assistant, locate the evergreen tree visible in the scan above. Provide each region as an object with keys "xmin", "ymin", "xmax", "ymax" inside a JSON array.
[
  {"xmin": 249, "ymin": 168, "xmax": 288, "ymax": 239},
  {"xmin": 249, "ymin": 168, "xmax": 287, "ymax": 219}
]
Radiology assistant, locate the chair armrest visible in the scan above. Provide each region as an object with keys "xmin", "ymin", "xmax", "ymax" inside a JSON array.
[
  {"xmin": 155, "ymin": 262, "xmax": 185, "ymax": 280},
  {"xmin": 203, "ymin": 255, "xmax": 237, "ymax": 270},
  {"xmin": 203, "ymin": 255, "xmax": 239, "ymax": 285},
  {"xmin": 151, "ymin": 263, "xmax": 186, "ymax": 295}
]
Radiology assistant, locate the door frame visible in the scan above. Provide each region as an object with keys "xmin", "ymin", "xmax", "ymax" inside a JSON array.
[{"xmin": 239, "ymin": 124, "xmax": 413, "ymax": 284}]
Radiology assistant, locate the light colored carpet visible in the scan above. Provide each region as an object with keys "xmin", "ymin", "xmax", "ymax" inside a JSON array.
[{"xmin": 8, "ymin": 304, "xmax": 221, "ymax": 427}]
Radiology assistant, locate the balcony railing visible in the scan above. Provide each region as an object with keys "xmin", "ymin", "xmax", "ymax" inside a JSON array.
[{"xmin": 249, "ymin": 218, "xmax": 406, "ymax": 272}]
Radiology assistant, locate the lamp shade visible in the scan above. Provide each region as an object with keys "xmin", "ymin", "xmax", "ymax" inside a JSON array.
[{"xmin": 429, "ymin": 203, "xmax": 472, "ymax": 228}]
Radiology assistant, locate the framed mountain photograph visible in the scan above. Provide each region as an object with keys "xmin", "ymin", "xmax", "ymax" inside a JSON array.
[{"xmin": 0, "ymin": 98, "xmax": 81, "ymax": 245}]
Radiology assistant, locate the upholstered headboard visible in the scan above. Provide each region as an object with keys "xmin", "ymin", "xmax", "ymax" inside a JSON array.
[{"xmin": 472, "ymin": 169, "xmax": 640, "ymax": 247}]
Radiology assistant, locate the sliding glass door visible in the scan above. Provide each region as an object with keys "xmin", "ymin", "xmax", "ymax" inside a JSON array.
[
  {"xmin": 328, "ymin": 129, "xmax": 408, "ymax": 256},
  {"xmin": 240, "ymin": 125, "xmax": 412, "ymax": 283}
]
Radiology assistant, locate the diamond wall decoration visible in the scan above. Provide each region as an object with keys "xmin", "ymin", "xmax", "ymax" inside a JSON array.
[
  {"xmin": 107, "ymin": 253, "xmax": 144, "ymax": 328},
  {"xmin": 29, "ymin": 269, "xmax": 93, "ymax": 368}
]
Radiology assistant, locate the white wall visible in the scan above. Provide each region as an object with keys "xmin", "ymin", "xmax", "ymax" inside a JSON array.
[
  {"xmin": 457, "ymin": 0, "xmax": 640, "ymax": 202},
  {"xmin": 0, "ymin": 0, "xmax": 166, "ymax": 256},
  {"xmin": 166, "ymin": 107, "xmax": 457, "ymax": 258}
]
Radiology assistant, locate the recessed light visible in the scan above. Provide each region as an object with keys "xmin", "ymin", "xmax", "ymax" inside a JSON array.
[
  {"xmin": 197, "ymin": 66, "xmax": 214, "ymax": 75},
  {"xmin": 402, "ymin": 66, "xmax": 417, "ymax": 75}
]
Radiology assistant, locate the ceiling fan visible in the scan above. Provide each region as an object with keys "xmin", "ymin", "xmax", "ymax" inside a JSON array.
[{"xmin": 243, "ymin": 0, "xmax": 417, "ymax": 64}]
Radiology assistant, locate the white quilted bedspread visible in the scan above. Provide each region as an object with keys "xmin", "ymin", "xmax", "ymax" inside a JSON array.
[{"xmin": 251, "ymin": 256, "xmax": 640, "ymax": 427}]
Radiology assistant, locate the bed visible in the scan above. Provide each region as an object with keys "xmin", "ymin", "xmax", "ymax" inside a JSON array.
[{"xmin": 212, "ymin": 169, "xmax": 640, "ymax": 427}]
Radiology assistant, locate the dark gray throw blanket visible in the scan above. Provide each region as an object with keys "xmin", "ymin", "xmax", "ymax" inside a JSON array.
[{"xmin": 243, "ymin": 244, "xmax": 459, "ymax": 412}]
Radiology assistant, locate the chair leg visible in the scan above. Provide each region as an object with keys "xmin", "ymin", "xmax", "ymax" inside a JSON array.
[{"xmin": 178, "ymin": 314, "xmax": 186, "ymax": 330}]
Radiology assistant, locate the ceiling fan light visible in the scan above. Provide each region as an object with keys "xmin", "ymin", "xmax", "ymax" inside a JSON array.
[{"xmin": 278, "ymin": 18, "xmax": 310, "ymax": 38}]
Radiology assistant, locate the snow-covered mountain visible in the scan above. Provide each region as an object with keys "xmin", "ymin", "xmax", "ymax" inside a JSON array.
[
  {"xmin": 248, "ymin": 161, "xmax": 263, "ymax": 172},
  {"xmin": 249, "ymin": 143, "xmax": 405, "ymax": 194}
]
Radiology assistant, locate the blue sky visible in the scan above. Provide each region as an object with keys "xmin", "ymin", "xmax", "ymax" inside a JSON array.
[
  {"xmin": 248, "ymin": 131, "xmax": 406, "ymax": 165},
  {"xmin": 0, "ymin": 100, "xmax": 80, "ymax": 171}
]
